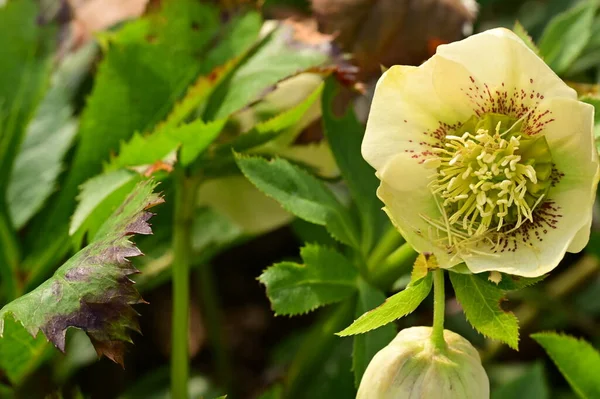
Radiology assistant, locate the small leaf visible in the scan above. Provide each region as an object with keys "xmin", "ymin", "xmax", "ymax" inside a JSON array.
[
  {"xmin": 259, "ymin": 244, "xmax": 358, "ymax": 315},
  {"xmin": 411, "ymin": 253, "xmax": 438, "ymax": 282},
  {"xmin": 236, "ymin": 155, "xmax": 359, "ymax": 247},
  {"xmin": 0, "ymin": 180, "xmax": 163, "ymax": 366},
  {"xmin": 449, "ymin": 272, "xmax": 519, "ymax": 349},
  {"xmin": 532, "ymin": 332, "xmax": 600, "ymax": 399},
  {"xmin": 538, "ymin": 0, "xmax": 598, "ymax": 75},
  {"xmin": 337, "ymin": 273, "xmax": 433, "ymax": 336},
  {"xmin": 352, "ymin": 279, "xmax": 395, "ymax": 387},
  {"xmin": 322, "ymin": 77, "xmax": 383, "ymax": 255},
  {"xmin": 492, "ymin": 362, "xmax": 549, "ymax": 399},
  {"xmin": 512, "ymin": 21, "xmax": 540, "ymax": 55}
]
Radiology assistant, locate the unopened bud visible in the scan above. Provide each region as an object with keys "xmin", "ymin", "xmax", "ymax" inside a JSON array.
[{"xmin": 357, "ymin": 326, "xmax": 489, "ymax": 399}]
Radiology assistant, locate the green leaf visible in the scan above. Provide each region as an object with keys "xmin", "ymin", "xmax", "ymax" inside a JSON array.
[
  {"xmin": 203, "ymin": 22, "xmax": 333, "ymax": 120},
  {"xmin": 0, "ymin": 0, "xmax": 55, "ymax": 192},
  {"xmin": 580, "ymin": 96, "xmax": 600, "ymax": 153},
  {"xmin": 513, "ymin": 21, "xmax": 540, "ymax": 55},
  {"xmin": 235, "ymin": 156, "xmax": 359, "ymax": 246},
  {"xmin": 492, "ymin": 362, "xmax": 549, "ymax": 399},
  {"xmin": 449, "ymin": 272, "xmax": 519, "ymax": 349},
  {"xmin": 321, "ymin": 78, "xmax": 382, "ymax": 255},
  {"xmin": 495, "ymin": 273, "xmax": 546, "ymax": 291},
  {"xmin": 259, "ymin": 244, "xmax": 358, "ymax": 315},
  {"xmin": 0, "ymin": 315, "xmax": 55, "ymax": 385},
  {"xmin": 352, "ymin": 280, "xmax": 395, "ymax": 387},
  {"xmin": 337, "ymin": 273, "xmax": 432, "ymax": 336},
  {"xmin": 7, "ymin": 43, "xmax": 97, "ymax": 229},
  {"xmin": 532, "ymin": 332, "xmax": 600, "ymax": 399},
  {"xmin": 108, "ymin": 118, "xmax": 226, "ymax": 171},
  {"xmin": 538, "ymin": 0, "xmax": 599, "ymax": 75},
  {"xmin": 0, "ymin": 180, "xmax": 163, "ymax": 366}
]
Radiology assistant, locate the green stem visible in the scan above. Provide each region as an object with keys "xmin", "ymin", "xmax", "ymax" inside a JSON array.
[
  {"xmin": 171, "ymin": 169, "xmax": 199, "ymax": 399},
  {"xmin": 431, "ymin": 269, "xmax": 447, "ymax": 352},
  {"xmin": 197, "ymin": 263, "xmax": 232, "ymax": 395},
  {"xmin": 367, "ymin": 226, "xmax": 404, "ymax": 272},
  {"xmin": 370, "ymin": 242, "xmax": 417, "ymax": 289}
]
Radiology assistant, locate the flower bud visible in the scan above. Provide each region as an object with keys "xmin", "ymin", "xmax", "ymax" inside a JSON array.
[{"xmin": 357, "ymin": 327, "xmax": 489, "ymax": 399}]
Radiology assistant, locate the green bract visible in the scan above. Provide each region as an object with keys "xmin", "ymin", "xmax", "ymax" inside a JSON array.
[
  {"xmin": 357, "ymin": 327, "xmax": 489, "ymax": 399},
  {"xmin": 362, "ymin": 28, "xmax": 600, "ymax": 277}
]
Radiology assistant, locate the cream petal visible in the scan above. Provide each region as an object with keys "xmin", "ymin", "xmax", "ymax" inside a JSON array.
[
  {"xmin": 362, "ymin": 58, "xmax": 468, "ymax": 172},
  {"xmin": 377, "ymin": 152, "xmax": 460, "ymax": 269},
  {"xmin": 435, "ymin": 28, "xmax": 576, "ymax": 105}
]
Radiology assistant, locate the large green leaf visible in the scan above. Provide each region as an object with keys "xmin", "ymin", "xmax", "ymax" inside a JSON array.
[
  {"xmin": 236, "ymin": 156, "xmax": 359, "ymax": 246},
  {"xmin": 259, "ymin": 244, "xmax": 358, "ymax": 315},
  {"xmin": 322, "ymin": 78, "xmax": 383, "ymax": 255},
  {"xmin": 449, "ymin": 272, "xmax": 519, "ymax": 349},
  {"xmin": 337, "ymin": 273, "xmax": 432, "ymax": 336},
  {"xmin": 532, "ymin": 332, "xmax": 600, "ymax": 399},
  {"xmin": 538, "ymin": 0, "xmax": 598, "ymax": 75},
  {"xmin": 0, "ymin": 0, "xmax": 55, "ymax": 191},
  {"xmin": 7, "ymin": 43, "xmax": 97, "ymax": 229},
  {"xmin": 352, "ymin": 280, "xmax": 395, "ymax": 387},
  {"xmin": 0, "ymin": 180, "xmax": 163, "ymax": 367}
]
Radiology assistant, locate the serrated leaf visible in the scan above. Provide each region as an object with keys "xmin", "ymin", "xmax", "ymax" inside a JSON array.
[
  {"xmin": 107, "ymin": 118, "xmax": 226, "ymax": 171},
  {"xmin": 236, "ymin": 156, "xmax": 359, "ymax": 246},
  {"xmin": 492, "ymin": 362, "xmax": 549, "ymax": 399},
  {"xmin": 337, "ymin": 273, "xmax": 432, "ymax": 336},
  {"xmin": 538, "ymin": 0, "xmax": 598, "ymax": 75},
  {"xmin": 352, "ymin": 280, "xmax": 395, "ymax": 387},
  {"xmin": 203, "ymin": 22, "xmax": 333, "ymax": 120},
  {"xmin": 259, "ymin": 244, "xmax": 358, "ymax": 315},
  {"xmin": 532, "ymin": 333, "xmax": 600, "ymax": 399},
  {"xmin": 0, "ymin": 180, "xmax": 163, "ymax": 366},
  {"xmin": 449, "ymin": 272, "xmax": 519, "ymax": 349},
  {"xmin": 513, "ymin": 21, "xmax": 540, "ymax": 55},
  {"xmin": 322, "ymin": 77, "xmax": 382, "ymax": 255},
  {"xmin": 7, "ymin": 43, "xmax": 97, "ymax": 229},
  {"xmin": 494, "ymin": 273, "xmax": 546, "ymax": 291}
]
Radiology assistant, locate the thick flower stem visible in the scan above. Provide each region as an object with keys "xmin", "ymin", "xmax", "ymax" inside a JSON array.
[
  {"xmin": 367, "ymin": 226, "xmax": 405, "ymax": 272},
  {"xmin": 171, "ymin": 169, "xmax": 200, "ymax": 399},
  {"xmin": 431, "ymin": 269, "xmax": 447, "ymax": 352}
]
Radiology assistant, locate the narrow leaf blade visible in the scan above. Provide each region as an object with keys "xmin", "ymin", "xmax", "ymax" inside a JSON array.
[{"xmin": 337, "ymin": 273, "xmax": 433, "ymax": 336}]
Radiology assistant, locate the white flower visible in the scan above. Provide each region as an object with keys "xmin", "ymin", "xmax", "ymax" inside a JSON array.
[
  {"xmin": 357, "ymin": 327, "xmax": 489, "ymax": 399},
  {"xmin": 362, "ymin": 28, "xmax": 599, "ymax": 277}
]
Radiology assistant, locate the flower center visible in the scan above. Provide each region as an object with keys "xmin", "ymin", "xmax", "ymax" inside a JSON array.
[{"xmin": 428, "ymin": 113, "xmax": 553, "ymax": 239}]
